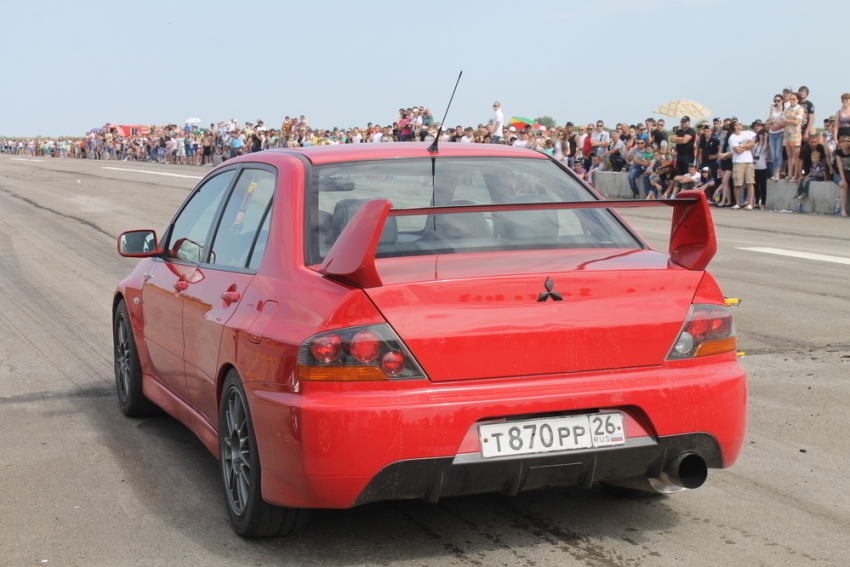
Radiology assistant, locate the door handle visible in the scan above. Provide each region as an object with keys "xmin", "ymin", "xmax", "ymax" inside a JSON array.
[
  {"xmin": 173, "ymin": 281, "xmax": 189, "ymax": 291},
  {"xmin": 221, "ymin": 291, "xmax": 241, "ymax": 304}
]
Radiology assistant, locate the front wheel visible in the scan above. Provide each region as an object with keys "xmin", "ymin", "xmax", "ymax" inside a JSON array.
[
  {"xmin": 113, "ymin": 300, "xmax": 158, "ymax": 417},
  {"xmin": 219, "ymin": 370, "xmax": 308, "ymax": 538}
]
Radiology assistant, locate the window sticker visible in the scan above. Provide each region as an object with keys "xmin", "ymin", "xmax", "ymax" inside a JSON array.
[{"xmin": 230, "ymin": 181, "xmax": 258, "ymax": 235}]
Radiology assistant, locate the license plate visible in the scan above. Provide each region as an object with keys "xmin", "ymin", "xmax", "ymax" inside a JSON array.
[{"xmin": 478, "ymin": 412, "xmax": 625, "ymax": 459}]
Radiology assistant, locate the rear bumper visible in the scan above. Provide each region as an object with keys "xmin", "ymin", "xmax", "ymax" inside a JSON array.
[{"xmin": 244, "ymin": 354, "xmax": 746, "ymax": 509}]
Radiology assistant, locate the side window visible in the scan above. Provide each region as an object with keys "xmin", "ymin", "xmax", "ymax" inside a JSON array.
[
  {"xmin": 210, "ymin": 168, "xmax": 275, "ymax": 268},
  {"xmin": 168, "ymin": 170, "xmax": 236, "ymax": 261},
  {"xmin": 247, "ymin": 208, "xmax": 271, "ymax": 270}
]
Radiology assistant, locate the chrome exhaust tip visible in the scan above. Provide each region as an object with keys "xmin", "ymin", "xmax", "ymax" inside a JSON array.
[{"xmin": 603, "ymin": 453, "xmax": 708, "ymax": 495}]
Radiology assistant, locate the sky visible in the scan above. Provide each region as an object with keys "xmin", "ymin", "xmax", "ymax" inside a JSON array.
[{"xmin": 1, "ymin": 0, "xmax": 845, "ymax": 137}]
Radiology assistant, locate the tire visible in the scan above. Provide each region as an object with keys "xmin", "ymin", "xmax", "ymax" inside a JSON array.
[
  {"xmin": 113, "ymin": 300, "xmax": 159, "ymax": 417},
  {"xmin": 219, "ymin": 369, "xmax": 309, "ymax": 538}
]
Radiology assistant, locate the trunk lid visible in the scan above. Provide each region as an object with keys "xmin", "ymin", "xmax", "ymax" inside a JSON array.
[{"xmin": 364, "ymin": 249, "xmax": 701, "ymax": 382}]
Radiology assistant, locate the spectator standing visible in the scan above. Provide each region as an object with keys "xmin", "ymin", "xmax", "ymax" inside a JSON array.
[
  {"xmin": 781, "ymin": 92, "xmax": 805, "ymax": 181},
  {"xmin": 753, "ymin": 125, "xmax": 770, "ymax": 208},
  {"xmin": 766, "ymin": 94, "xmax": 785, "ymax": 180},
  {"xmin": 671, "ymin": 116, "xmax": 696, "ymax": 175},
  {"xmin": 590, "ymin": 121, "xmax": 610, "ymax": 169},
  {"xmin": 697, "ymin": 124, "xmax": 720, "ymax": 178},
  {"xmin": 554, "ymin": 129, "xmax": 571, "ymax": 165},
  {"xmin": 573, "ymin": 126, "xmax": 588, "ymax": 162},
  {"xmin": 834, "ymin": 94, "xmax": 850, "ymax": 140},
  {"xmin": 490, "ymin": 102, "xmax": 504, "ymax": 143},
  {"xmin": 728, "ymin": 120, "xmax": 757, "ymax": 209},
  {"xmin": 798, "ymin": 86, "xmax": 815, "ymax": 141},
  {"xmin": 716, "ymin": 124, "xmax": 735, "ymax": 206}
]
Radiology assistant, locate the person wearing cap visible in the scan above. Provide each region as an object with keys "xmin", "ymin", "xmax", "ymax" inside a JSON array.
[
  {"xmin": 697, "ymin": 123, "xmax": 719, "ymax": 179},
  {"xmin": 670, "ymin": 116, "xmax": 696, "ymax": 175},
  {"xmin": 695, "ymin": 166, "xmax": 718, "ymax": 202},
  {"xmin": 728, "ymin": 120, "xmax": 757, "ymax": 209},
  {"xmin": 627, "ymin": 138, "xmax": 652, "ymax": 198},
  {"xmin": 782, "ymin": 86, "xmax": 793, "ymax": 109},
  {"xmin": 712, "ymin": 118, "xmax": 722, "ymax": 140}
]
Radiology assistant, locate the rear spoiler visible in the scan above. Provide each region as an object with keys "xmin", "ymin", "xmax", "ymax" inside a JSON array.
[{"xmin": 318, "ymin": 189, "xmax": 716, "ymax": 288}]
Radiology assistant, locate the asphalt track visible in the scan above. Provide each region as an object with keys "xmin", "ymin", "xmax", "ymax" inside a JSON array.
[{"xmin": 1, "ymin": 155, "xmax": 848, "ymax": 566}]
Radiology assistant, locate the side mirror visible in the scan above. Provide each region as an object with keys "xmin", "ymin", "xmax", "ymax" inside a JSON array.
[{"xmin": 117, "ymin": 230, "xmax": 161, "ymax": 257}]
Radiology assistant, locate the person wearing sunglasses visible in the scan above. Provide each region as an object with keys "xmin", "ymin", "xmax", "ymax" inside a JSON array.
[
  {"xmin": 627, "ymin": 138, "xmax": 651, "ymax": 198},
  {"xmin": 766, "ymin": 94, "xmax": 786, "ymax": 180}
]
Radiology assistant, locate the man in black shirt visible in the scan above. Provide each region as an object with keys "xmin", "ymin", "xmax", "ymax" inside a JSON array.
[
  {"xmin": 671, "ymin": 116, "xmax": 696, "ymax": 174},
  {"xmin": 697, "ymin": 124, "xmax": 720, "ymax": 178},
  {"xmin": 798, "ymin": 86, "xmax": 815, "ymax": 142}
]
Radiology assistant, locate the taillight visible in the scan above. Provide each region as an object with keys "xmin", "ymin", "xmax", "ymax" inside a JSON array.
[
  {"xmin": 311, "ymin": 334, "xmax": 342, "ymax": 363},
  {"xmin": 297, "ymin": 324, "xmax": 426, "ymax": 381},
  {"xmin": 667, "ymin": 305, "xmax": 736, "ymax": 360},
  {"xmin": 349, "ymin": 331, "xmax": 380, "ymax": 362}
]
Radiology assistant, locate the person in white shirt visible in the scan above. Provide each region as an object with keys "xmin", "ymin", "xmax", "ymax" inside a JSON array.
[
  {"xmin": 665, "ymin": 163, "xmax": 701, "ymax": 198},
  {"xmin": 369, "ymin": 126, "xmax": 383, "ymax": 143},
  {"xmin": 512, "ymin": 130, "xmax": 529, "ymax": 148},
  {"xmin": 490, "ymin": 102, "xmax": 504, "ymax": 143},
  {"xmin": 727, "ymin": 120, "xmax": 757, "ymax": 209}
]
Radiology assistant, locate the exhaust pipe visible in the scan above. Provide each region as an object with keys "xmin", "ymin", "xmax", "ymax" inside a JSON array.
[
  {"xmin": 659, "ymin": 453, "xmax": 707, "ymax": 490},
  {"xmin": 603, "ymin": 453, "xmax": 708, "ymax": 495}
]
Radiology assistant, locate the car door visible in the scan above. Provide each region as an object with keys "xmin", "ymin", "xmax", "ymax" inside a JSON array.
[
  {"xmin": 182, "ymin": 166, "xmax": 276, "ymax": 424},
  {"xmin": 142, "ymin": 168, "xmax": 237, "ymax": 402}
]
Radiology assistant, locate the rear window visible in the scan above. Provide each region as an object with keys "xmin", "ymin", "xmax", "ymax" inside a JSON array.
[{"xmin": 306, "ymin": 157, "xmax": 640, "ymax": 264}]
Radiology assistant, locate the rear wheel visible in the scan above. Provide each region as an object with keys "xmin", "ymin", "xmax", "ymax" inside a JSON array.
[
  {"xmin": 219, "ymin": 370, "xmax": 308, "ymax": 538},
  {"xmin": 113, "ymin": 300, "xmax": 158, "ymax": 417}
]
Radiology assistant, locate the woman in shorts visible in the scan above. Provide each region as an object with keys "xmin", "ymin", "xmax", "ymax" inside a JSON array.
[{"xmin": 781, "ymin": 92, "xmax": 805, "ymax": 181}]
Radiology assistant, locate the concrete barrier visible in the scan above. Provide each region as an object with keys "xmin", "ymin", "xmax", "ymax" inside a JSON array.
[{"xmin": 591, "ymin": 172, "xmax": 843, "ymax": 214}]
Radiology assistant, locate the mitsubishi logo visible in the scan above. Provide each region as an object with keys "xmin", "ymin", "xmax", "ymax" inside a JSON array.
[{"xmin": 537, "ymin": 277, "xmax": 563, "ymax": 302}]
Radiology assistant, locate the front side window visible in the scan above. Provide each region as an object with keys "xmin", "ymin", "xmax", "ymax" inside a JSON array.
[
  {"xmin": 209, "ymin": 168, "xmax": 275, "ymax": 268},
  {"xmin": 306, "ymin": 157, "xmax": 640, "ymax": 264},
  {"xmin": 167, "ymin": 170, "xmax": 236, "ymax": 262}
]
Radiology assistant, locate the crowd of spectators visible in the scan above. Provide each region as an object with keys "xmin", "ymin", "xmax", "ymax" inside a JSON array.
[{"xmin": 2, "ymin": 86, "xmax": 848, "ymax": 215}]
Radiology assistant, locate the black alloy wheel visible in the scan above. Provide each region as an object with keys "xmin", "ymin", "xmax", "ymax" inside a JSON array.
[
  {"xmin": 218, "ymin": 369, "xmax": 308, "ymax": 538},
  {"xmin": 113, "ymin": 300, "xmax": 158, "ymax": 417}
]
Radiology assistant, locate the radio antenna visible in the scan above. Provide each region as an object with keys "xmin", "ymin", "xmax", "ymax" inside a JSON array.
[{"xmin": 427, "ymin": 71, "xmax": 463, "ymax": 154}]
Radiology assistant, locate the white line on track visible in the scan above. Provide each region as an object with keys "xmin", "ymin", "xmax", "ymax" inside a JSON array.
[
  {"xmin": 738, "ymin": 247, "xmax": 850, "ymax": 265},
  {"xmin": 11, "ymin": 158, "xmax": 43, "ymax": 161},
  {"xmin": 102, "ymin": 167, "xmax": 203, "ymax": 180}
]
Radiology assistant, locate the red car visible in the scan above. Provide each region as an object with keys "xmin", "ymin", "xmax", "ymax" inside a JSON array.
[{"xmin": 114, "ymin": 142, "xmax": 746, "ymax": 538}]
